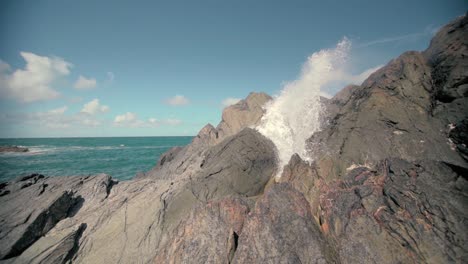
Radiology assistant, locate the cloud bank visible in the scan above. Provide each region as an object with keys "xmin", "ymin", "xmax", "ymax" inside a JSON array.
[
  {"xmin": 113, "ymin": 112, "xmax": 182, "ymax": 127},
  {"xmin": 74, "ymin": 75, "xmax": 97, "ymax": 90},
  {"xmin": 81, "ymin": 99, "xmax": 110, "ymax": 115},
  {"xmin": 166, "ymin": 95, "xmax": 189, "ymax": 106},
  {"xmin": 0, "ymin": 52, "xmax": 72, "ymax": 102}
]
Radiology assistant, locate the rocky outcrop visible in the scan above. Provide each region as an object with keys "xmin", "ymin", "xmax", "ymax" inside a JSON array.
[
  {"xmin": 154, "ymin": 197, "xmax": 251, "ymax": 263},
  {"xmin": 0, "ymin": 173, "xmax": 114, "ymax": 262},
  {"xmin": 233, "ymin": 183, "xmax": 337, "ymax": 264},
  {"xmin": 216, "ymin": 92, "xmax": 272, "ymax": 141},
  {"xmin": 140, "ymin": 92, "xmax": 272, "ymax": 180},
  {"xmin": 0, "ymin": 15, "xmax": 466, "ymax": 264},
  {"xmin": 0, "ymin": 128, "xmax": 277, "ymax": 263},
  {"xmin": 317, "ymin": 159, "xmax": 467, "ymax": 263},
  {"xmin": 308, "ymin": 14, "xmax": 468, "ymax": 182},
  {"xmin": 0, "ymin": 146, "xmax": 28, "ymax": 153}
]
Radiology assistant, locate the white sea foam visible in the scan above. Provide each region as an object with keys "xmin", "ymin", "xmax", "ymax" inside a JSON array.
[{"xmin": 256, "ymin": 38, "xmax": 351, "ymax": 178}]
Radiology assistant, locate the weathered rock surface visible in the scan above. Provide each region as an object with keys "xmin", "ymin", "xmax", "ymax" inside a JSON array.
[
  {"xmin": 0, "ymin": 15, "xmax": 467, "ymax": 264},
  {"xmin": 308, "ymin": 14, "xmax": 468, "ymax": 181},
  {"xmin": 216, "ymin": 92, "xmax": 272, "ymax": 141},
  {"xmin": 232, "ymin": 183, "xmax": 337, "ymax": 264},
  {"xmin": 0, "ymin": 128, "xmax": 277, "ymax": 263},
  {"xmin": 317, "ymin": 159, "xmax": 467, "ymax": 263},
  {"xmin": 0, "ymin": 146, "xmax": 28, "ymax": 153},
  {"xmin": 154, "ymin": 197, "xmax": 251, "ymax": 263}
]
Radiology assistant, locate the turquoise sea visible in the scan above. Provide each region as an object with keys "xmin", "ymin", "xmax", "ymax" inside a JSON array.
[{"xmin": 0, "ymin": 137, "xmax": 192, "ymax": 182}]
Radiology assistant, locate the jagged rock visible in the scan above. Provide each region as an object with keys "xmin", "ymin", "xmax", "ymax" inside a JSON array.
[
  {"xmin": 233, "ymin": 183, "xmax": 338, "ymax": 263},
  {"xmin": 449, "ymin": 119, "xmax": 468, "ymax": 161},
  {"xmin": 13, "ymin": 223, "xmax": 87, "ymax": 264},
  {"xmin": 154, "ymin": 197, "xmax": 251, "ymax": 263},
  {"xmin": 0, "ymin": 173, "xmax": 115, "ymax": 262},
  {"xmin": 216, "ymin": 92, "xmax": 272, "ymax": 141},
  {"xmin": 0, "ymin": 127, "xmax": 276, "ymax": 263},
  {"xmin": 309, "ymin": 15, "xmax": 468, "ymax": 181},
  {"xmin": 316, "ymin": 159, "xmax": 468, "ymax": 263},
  {"xmin": 424, "ymin": 14, "xmax": 468, "ymax": 103},
  {"xmin": 161, "ymin": 128, "xmax": 277, "ymax": 233}
]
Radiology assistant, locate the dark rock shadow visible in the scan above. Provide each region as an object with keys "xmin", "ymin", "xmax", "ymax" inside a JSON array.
[{"xmin": 67, "ymin": 195, "xmax": 85, "ymax": 218}]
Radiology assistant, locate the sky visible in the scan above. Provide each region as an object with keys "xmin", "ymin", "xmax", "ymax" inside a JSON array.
[{"xmin": 0, "ymin": 0, "xmax": 465, "ymax": 138}]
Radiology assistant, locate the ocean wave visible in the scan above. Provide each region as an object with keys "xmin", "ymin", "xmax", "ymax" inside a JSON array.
[{"xmin": 257, "ymin": 38, "xmax": 350, "ymax": 179}]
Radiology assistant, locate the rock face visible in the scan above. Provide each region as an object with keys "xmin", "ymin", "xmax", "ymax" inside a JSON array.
[
  {"xmin": 308, "ymin": 14, "xmax": 468, "ymax": 181},
  {"xmin": 0, "ymin": 146, "xmax": 28, "ymax": 153},
  {"xmin": 0, "ymin": 128, "xmax": 277, "ymax": 263},
  {"xmin": 216, "ymin": 92, "xmax": 272, "ymax": 140},
  {"xmin": 0, "ymin": 15, "xmax": 467, "ymax": 264}
]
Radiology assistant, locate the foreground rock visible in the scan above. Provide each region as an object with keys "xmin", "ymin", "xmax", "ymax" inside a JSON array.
[
  {"xmin": 0, "ymin": 146, "xmax": 28, "ymax": 153},
  {"xmin": 0, "ymin": 128, "xmax": 277, "ymax": 263},
  {"xmin": 0, "ymin": 15, "xmax": 466, "ymax": 264}
]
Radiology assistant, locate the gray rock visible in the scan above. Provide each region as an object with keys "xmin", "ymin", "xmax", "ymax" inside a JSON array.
[
  {"xmin": 316, "ymin": 159, "xmax": 468, "ymax": 263},
  {"xmin": 0, "ymin": 173, "xmax": 113, "ymax": 261},
  {"xmin": 233, "ymin": 183, "xmax": 337, "ymax": 264},
  {"xmin": 154, "ymin": 197, "xmax": 251, "ymax": 264},
  {"xmin": 309, "ymin": 15, "xmax": 468, "ymax": 181},
  {"xmin": 216, "ymin": 92, "xmax": 272, "ymax": 141}
]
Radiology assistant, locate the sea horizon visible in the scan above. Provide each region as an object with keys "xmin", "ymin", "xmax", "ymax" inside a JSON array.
[{"xmin": 0, "ymin": 136, "xmax": 194, "ymax": 181}]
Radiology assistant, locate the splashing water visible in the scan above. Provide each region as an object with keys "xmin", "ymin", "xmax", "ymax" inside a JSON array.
[{"xmin": 256, "ymin": 38, "xmax": 351, "ymax": 178}]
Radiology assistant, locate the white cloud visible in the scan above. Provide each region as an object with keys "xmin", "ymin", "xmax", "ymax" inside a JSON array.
[
  {"xmin": 113, "ymin": 113, "xmax": 181, "ymax": 127},
  {"xmin": 114, "ymin": 112, "xmax": 137, "ymax": 123},
  {"xmin": 164, "ymin": 118, "xmax": 182, "ymax": 126},
  {"xmin": 48, "ymin": 106, "xmax": 68, "ymax": 115},
  {"xmin": 166, "ymin": 95, "xmax": 189, "ymax": 106},
  {"xmin": 81, "ymin": 118, "xmax": 101, "ymax": 127},
  {"xmin": 74, "ymin": 75, "xmax": 97, "ymax": 90},
  {"xmin": 81, "ymin": 99, "xmax": 110, "ymax": 115},
  {"xmin": 0, "ymin": 52, "xmax": 72, "ymax": 102},
  {"xmin": 222, "ymin": 97, "xmax": 241, "ymax": 107},
  {"xmin": 68, "ymin": 96, "xmax": 83, "ymax": 103}
]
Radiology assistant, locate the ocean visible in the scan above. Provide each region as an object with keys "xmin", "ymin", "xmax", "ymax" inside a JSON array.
[{"xmin": 0, "ymin": 137, "xmax": 193, "ymax": 182}]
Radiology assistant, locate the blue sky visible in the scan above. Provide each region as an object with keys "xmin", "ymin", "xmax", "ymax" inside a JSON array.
[{"xmin": 0, "ymin": 0, "xmax": 465, "ymax": 137}]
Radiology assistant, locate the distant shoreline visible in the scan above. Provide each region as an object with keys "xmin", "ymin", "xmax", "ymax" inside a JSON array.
[{"xmin": 0, "ymin": 146, "xmax": 29, "ymax": 153}]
